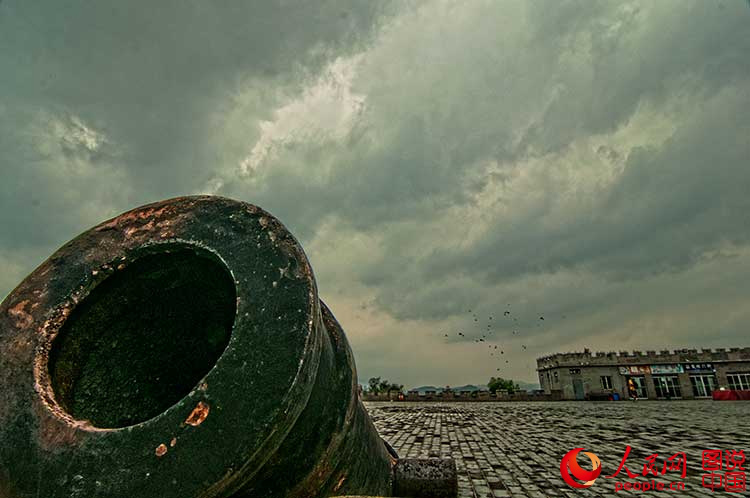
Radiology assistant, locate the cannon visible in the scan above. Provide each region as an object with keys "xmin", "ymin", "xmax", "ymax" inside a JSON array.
[{"xmin": 0, "ymin": 196, "xmax": 457, "ymax": 498}]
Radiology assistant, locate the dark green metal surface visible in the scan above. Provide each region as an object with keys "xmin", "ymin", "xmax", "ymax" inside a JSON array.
[{"xmin": 0, "ymin": 196, "xmax": 396, "ymax": 497}]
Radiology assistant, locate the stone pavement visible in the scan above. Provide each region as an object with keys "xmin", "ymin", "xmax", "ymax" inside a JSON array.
[{"xmin": 364, "ymin": 401, "xmax": 750, "ymax": 498}]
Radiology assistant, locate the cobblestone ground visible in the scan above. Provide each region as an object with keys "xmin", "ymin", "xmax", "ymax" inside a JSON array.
[{"xmin": 364, "ymin": 401, "xmax": 750, "ymax": 498}]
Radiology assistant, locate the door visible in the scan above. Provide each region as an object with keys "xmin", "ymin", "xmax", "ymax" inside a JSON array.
[
  {"xmin": 635, "ymin": 376, "xmax": 647, "ymax": 398},
  {"xmin": 628, "ymin": 376, "xmax": 648, "ymax": 398},
  {"xmin": 654, "ymin": 376, "xmax": 682, "ymax": 398},
  {"xmin": 690, "ymin": 375, "xmax": 716, "ymax": 397},
  {"xmin": 573, "ymin": 379, "xmax": 585, "ymax": 400}
]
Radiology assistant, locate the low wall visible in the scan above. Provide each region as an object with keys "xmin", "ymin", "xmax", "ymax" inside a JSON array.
[{"xmin": 361, "ymin": 392, "xmax": 561, "ymax": 402}]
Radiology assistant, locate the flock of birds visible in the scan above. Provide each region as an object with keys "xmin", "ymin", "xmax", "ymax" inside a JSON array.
[{"xmin": 442, "ymin": 306, "xmax": 565, "ymax": 373}]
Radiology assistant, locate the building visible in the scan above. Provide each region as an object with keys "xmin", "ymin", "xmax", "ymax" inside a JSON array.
[{"xmin": 536, "ymin": 347, "xmax": 750, "ymax": 400}]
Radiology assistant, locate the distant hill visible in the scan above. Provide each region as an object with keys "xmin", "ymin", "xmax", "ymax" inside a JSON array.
[
  {"xmin": 516, "ymin": 381, "xmax": 541, "ymax": 392},
  {"xmin": 407, "ymin": 384, "xmax": 488, "ymax": 393},
  {"xmin": 408, "ymin": 385, "xmax": 444, "ymax": 393},
  {"xmin": 452, "ymin": 384, "xmax": 488, "ymax": 392},
  {"xmin": 407, "ymin": 381, "xmax": 540, "ymax": 393}
]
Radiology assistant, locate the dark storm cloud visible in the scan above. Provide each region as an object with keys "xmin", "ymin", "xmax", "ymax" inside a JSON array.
[
  {"xmin": 242, "ymin": 1, "xmax": 750, "ymax": 331},
  {"xmin": 419, "ymin": 86, "xmax": 750, "ymax": 291},
  {"xmin": 1, "ymin": 0, "xmax": 749, "ymax": 385},
  {"xmin": 0, "ymin": 0, "xmax": 389, "ymax": 251}
]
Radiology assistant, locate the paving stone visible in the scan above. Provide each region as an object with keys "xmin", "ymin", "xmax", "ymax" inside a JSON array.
[{"xmin": 365, "ymin": 401, "xmax": 750, "ymax": 497}]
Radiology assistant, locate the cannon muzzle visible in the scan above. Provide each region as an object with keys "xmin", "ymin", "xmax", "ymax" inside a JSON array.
[{"xmin": 0, "ymin": 196, "xmax": 456, "ymax": 498}]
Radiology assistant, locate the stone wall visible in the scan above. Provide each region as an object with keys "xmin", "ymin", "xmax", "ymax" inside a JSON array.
[
  {"xmin": 361, "ymin": 392, "xmax": 561, "ymax": 402},
  {"xmin": 537, "ymin": 347, "xmax": 750, "ymax": 400},
  {"xmin": 537, "ymin": 347, "xmax": 750, "ymax": 369}
]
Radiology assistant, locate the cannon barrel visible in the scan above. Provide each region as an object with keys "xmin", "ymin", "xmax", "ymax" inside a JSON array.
[{"xmin": 0, "ymin": 196, "xmax": 456, "ymax": 498}]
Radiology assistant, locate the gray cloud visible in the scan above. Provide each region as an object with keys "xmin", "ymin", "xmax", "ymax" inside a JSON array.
[
  {"xmin": 2, "ymin": 0, "xmax": 749, "ymax": 386},
  {"xmin": 0, "ymin": 0, "xmax": 389, "ymax": 248}
]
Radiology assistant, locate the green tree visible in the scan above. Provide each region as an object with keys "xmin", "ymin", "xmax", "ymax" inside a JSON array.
[
  {"xmin": 368, "ymin": 377, "xmax": 382, "ymax": 394},
  {"xmin": 488, "ymin": 377, "xmax": 521, "ymax": 394},
  {"xmin": 367, "ymin": 377, "xmax": 403, "ymax": 395}
]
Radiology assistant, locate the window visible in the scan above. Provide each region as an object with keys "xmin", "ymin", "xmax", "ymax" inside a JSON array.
[
  {"xmin": 628, "ymin": 376, "xmax": 648, "ymax": 398},
  {"xmin": 690, "ymin": 375, "xmax": 716, "ymax": 397},
  {"xmin": 653, "ymin": 375, "xmax": 682, "ymax": 398},
  {"xmin": 600, "ymin": 376, "xmax": 613, "ymax": 390},
  {"xmin": 553, "ymin": 371, "xmax": 559, "ymax": 383},
  {"xmin": 727, "ymin": 373, "xmax": 750, "ymax": 390},
  {"xmin": 569, "ymin": 368, "xmax": 581, "ymax": 375}
]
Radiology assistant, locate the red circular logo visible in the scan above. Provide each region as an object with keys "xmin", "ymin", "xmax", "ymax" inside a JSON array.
[{"xmin": 560, "ymin": 448, "xmax": 602, "ymax": 488}]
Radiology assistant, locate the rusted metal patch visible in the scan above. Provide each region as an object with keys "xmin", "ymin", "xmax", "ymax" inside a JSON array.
[
  {"xmin": 8, "ymin": 300, "xmax": 33, "ymax": 330},
  {"xmin": 31, "ymin": 301, "xmax": 90, "ymax": 429},
  {"xmin": 155, "ymin": 444, "xmax": 168, "ymax": 457},
  {"xmin": 93, "ymin": 198, "xmax": 199, "ymax": 242},
  {"xmin": 184, "ymin": 401, "xmax": 210, "ymax": 427},
  {"xmin": 96, "ymin": 204, "xmax": 173, "ymax": 232},
  {"xmin": 333, "ymin": 474, "xmax": 347, "ymax": 492}
]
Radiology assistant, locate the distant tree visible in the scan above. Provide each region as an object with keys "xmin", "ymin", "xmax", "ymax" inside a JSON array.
[
  {"xmin": 367, "ymin": 377, "xmax": 403, "ymax": 395},
  {"xmin": 488, "ymin": 377, "xmax": 521, "ymax": 394},
  {"xmin": 368, "ymin": 377, "xmax": 382, "ymax": 394}
]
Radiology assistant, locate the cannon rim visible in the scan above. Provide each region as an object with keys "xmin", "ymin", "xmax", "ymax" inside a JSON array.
[{"xmin": 0, "ymin": 195, "xmax": 325, "ymax": 497}]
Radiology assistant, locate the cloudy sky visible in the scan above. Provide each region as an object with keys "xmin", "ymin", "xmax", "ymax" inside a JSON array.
[{"xmin": 1, "ymin": 1, "xmax": 749, "ymax": 388}]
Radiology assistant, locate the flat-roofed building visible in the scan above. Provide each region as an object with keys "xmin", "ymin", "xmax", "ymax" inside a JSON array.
[{"xmin": 536, "ymin": 347, "xmax": 750, "ymax": 400}]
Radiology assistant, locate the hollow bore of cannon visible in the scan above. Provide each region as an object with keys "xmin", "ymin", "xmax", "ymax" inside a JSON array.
[{"xmin": 48, "ymin": 248, "xmax": 236, "ymax": 429}]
